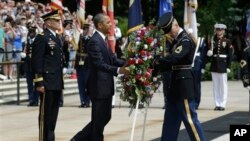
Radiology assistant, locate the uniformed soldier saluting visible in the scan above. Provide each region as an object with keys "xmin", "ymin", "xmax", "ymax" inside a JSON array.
[
  {"xmin": 75, "ymin": 23, "xmax": 91, "ymax": 108},
  {"xmin": 156, "ymin": 12, "xmax": 206, "ymax": 141},
  {"xmin": 31, "ymin": 10, "xmax": 64, "ymax": 141},
  {"xmin": 207, "ymin": 23, "xmax": 233, "ymax": 111}
]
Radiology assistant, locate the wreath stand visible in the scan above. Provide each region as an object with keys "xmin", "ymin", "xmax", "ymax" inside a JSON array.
[{"xmin": 130, "ymin": 98, "xmax": 149, "ymax": 141}]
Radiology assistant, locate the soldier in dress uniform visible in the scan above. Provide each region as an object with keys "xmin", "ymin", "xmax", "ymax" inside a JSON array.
[
  {"xmin": 31, "ymin": 10, "xmax": 64, "ymax": 141},
  {"xmin": 240, "ymin": 36, "xmax": 250, "ymax": 90},
  {"xmin": 240, "ymin": 35, "xmax": 250, "ymax": 123},
  {"xmin": 24, "ymin": 26, "xmax": 39, "ymax": 106},
  {"xmin": 156, "ymin": 12, "xmax": 205, "ymax": 141},
  {"xmin": 207, "ymin": 23, "xmax": 233, "ymax": 111},
  {"xmin": 75, "ymin": 23, "xmax": 92, "ymax": 108}
]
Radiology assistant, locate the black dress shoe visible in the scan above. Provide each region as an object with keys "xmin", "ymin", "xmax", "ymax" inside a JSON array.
[
  {"xmin": 59, "ymin": 103, "xmax": 63, "ymax": 107},
  {"xmin": 214, "ymin": 106, "xmax": 220, "ymax": 110},
  {"xmin": 27, "ymin": 102, "xmax": 38, "ymax": 107},
  {"xmin": 79, "ymin": 103, "xmax": 90, "ymax": 108},
  {"xmin": 218, "ymin": 107, "xmax": 225, "ymax": 111}
]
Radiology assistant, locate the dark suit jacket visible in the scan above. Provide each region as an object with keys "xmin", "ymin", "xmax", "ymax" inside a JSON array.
[
  {"xmin": 86, "ymin": 32, "xmax": 124, "ymax": 99},
  {"xmin": 31, "ymin": 29, "xmax": 64, "ymax": 90}
]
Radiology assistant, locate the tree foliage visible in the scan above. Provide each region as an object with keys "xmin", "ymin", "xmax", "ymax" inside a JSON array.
[{"xmin": 28, "ymin": 0, "xmax": 249, "ymax": 37}]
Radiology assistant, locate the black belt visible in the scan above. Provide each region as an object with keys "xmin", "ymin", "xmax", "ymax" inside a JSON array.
[
  {"xmin": 77, "ymin": 53, "xmax": 88, "ymax": 57},
  {"xmin": 172, "ymin": 65, "xmax": 192, "ymax": 70}
]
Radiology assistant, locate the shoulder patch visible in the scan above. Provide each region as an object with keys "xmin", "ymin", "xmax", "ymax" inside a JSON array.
[
  {"xmin": 240, "ymin": 60, "xmax": 247, "ymax": 68},
  {"xmin": 174, "ymin": 45, "xmax": 182, "ymax": 54}
]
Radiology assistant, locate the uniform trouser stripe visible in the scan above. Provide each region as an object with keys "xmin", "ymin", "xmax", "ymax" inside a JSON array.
[
  {"xmin": 39, "ymin": 93, "xmax": 45, "ymax": 141},
  {"xmin": 184, "ymin": 99, "xmax": 200, "ymax": 141}
]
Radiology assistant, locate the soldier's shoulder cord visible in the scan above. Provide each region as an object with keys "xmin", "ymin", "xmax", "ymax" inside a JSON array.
[
  {"xmin": 180, "ymin": 32, "xmax": 192, "ymax": 42},
  {"xmin": 78, "ymin": 34, "xmax": 83, "ymax": 51},
  {"xmin": 243, "ymin": 46, "xmax": 249, "ymax": 52}
]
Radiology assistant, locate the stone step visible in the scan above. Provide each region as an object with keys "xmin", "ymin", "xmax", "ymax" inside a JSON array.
[{"xmin": 0, "ymin": 78, "xmax": 79, "ymax": 104}]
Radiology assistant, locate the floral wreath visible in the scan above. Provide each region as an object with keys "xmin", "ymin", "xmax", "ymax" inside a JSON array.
[{"xmin": 119, "ymin": 24, "xmax": 165, "ymax": 107}]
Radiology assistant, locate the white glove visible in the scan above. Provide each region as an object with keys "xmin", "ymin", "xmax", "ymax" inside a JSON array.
[
  {"xmin": 201, "ymin": 69, "xmax": 205, "ymax": 74},
  {"xmin": 227, "ymin": 68, "xmax": 231, "ymax": 73},
  {"xmin": 63, "ymin": 68, "xmax": 67, "ymax": 74},
  {"xmin": 20, "ymin": 52, "xmax": 26, "ymax": 58},
  {"xmin": 207, "ymin": 50, "xmax": 213, "ymax": 57},
  {"xmin": 245, "ymin": 86, "xmax": 250, "ymax": 90}
]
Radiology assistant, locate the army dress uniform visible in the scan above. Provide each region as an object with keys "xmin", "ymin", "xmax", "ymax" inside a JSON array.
[
  {"xmin": 31, "ymin": 10, "xmax": 64, "ymax": 141},
  {"xmin": 208, "ymin": 24, "xmax": 233, "ymax": 111},
  {"xmin": 158, "ymin": 12, "xmax": 205, "ymax": 141},
  {"xmin": 75, "ymin": 32, "xmax": 91, "ymax": 108},
  {"xmin": 240, "ymin": 46, "xmax": 250, "ymax": 89},
  {"xmin": 25, "ymin": 27, "xmax": 39, "ymax": 106}
]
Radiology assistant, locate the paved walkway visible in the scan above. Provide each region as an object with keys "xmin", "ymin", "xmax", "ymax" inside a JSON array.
[{"xmin": 0, "ymin": 81, "xmax": 249, "ymax": 141}]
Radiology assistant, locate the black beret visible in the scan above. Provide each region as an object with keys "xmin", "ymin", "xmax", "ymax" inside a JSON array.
[
  {"xmin": 159, "ymin": 12, "xmax": 174, "ymax": 33},
  {"xmin": 41, "ymin": 10, "xmax": 61, "ymax": 21}
]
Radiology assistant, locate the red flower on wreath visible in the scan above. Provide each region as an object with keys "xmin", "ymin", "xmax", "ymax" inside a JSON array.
[{"xmin": 119, "ymin": 25, "xmax": 165, "ymax": 106}]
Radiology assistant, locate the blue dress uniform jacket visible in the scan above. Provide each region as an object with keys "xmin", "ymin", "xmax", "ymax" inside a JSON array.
[
  {"xmin": 210, "ymin": 37, "xmax": 233, "ymax": 73},
  {"xmin": 240, "ymin": 47, "xmax": 250, "ymax": 87},
  {"xmin": 158, "ymin": 30, "xmax": 195, "ymax": 101},
  {"xmin": 86, "ymin": 32, "xmax": 124, "ymax": 99},
  {"xmin": 32, "ymin": 29, "xmax": 64, "ymax": 90}
]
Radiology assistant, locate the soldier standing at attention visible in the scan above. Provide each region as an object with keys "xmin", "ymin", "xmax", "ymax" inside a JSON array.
[
  {"xmin": 156, "ymin": 12, "xmax": 205, "ymax": 141},
  {"xmin": 207, "ymin": 23, "xmax": 233, "ymax": 111},
  {"xmin": 75, "ymin": 23, "xmax": 92, "ymax": 108},
  {"xmin": 31, "ymin": 10, "xmax": 64, "ymax": 141},
  {"xmin": 24, "ymin": 26, "xmax": 39, "ymax": 107}
]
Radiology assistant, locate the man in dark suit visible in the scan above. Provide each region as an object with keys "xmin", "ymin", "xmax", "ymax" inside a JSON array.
[
  {"xmin": 156, "ymin": 12, "xmax": 205, "ymax": 141},
  {"xmin": 31, "ymin": 10, "xmax": 64, "ymax": 141},
  {"xmin": 70, "ymin": 13, "xmax": 129, "ymax": 141}
]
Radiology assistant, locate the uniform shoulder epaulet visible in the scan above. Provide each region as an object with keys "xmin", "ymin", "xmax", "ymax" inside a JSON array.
[{"xmin": 243, "ymin": 47, "xmax": 249, "ymax": 52}]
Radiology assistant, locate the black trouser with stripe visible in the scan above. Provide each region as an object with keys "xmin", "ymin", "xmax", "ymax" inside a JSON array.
[{"xmin": 39, "ymin": 90, "xmax": 62, "ymax": 141}]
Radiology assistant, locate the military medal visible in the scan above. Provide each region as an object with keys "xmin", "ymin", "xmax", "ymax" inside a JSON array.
[{"xmin": 48, "ymin": 39, "xmax": 55, "ymax": 55}]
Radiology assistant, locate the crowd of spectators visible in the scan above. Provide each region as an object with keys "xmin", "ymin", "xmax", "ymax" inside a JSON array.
[{"xmin": 0, "ymin": 0, "xmax": 100, "ymax": 80}]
